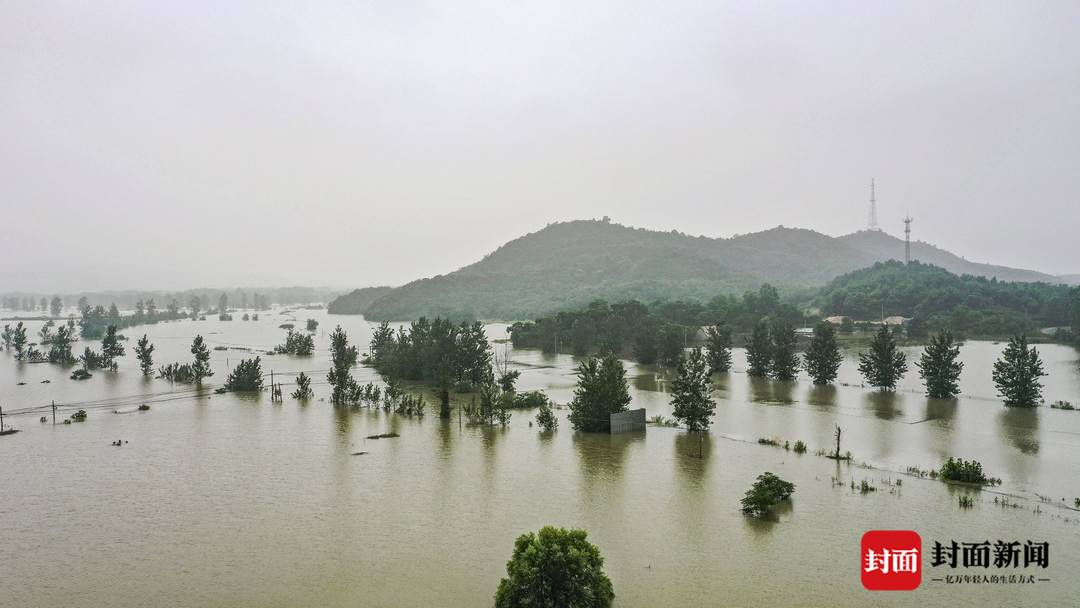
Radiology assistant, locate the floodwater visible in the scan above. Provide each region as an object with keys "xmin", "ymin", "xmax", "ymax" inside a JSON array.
[{"xmin": 2, "ymin": 310, "xmax": 1078, "ymax": 607}]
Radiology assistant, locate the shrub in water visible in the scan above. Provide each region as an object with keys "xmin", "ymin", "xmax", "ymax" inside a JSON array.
[{"xmin": 740, "ymin": 472, "xmax": 795, "ymax": 518}]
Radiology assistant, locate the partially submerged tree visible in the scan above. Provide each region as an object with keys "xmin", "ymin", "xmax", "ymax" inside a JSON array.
[
  {"xmin": 47, "ymin": 325, "xmax": 76, "ymax": 365},
  {"xmin": 740, "ymin": 472, "xmax": 795, "ymax": 518},
  {"xmin": 992, "ymin": 335, "xmax": 1046, "ymax": 407},
  {"xmin": 10, "ymin": 322, "xmax": 28, "ymax": 360},
  {"xmin": 327, "ymin": 326, "xmax": 358, "ymax": 404},
  {"xmin": 535, "ymin": 401, "xmax": 558, "ymax": 431},
  {"xmin": 79, "ymin": 346, "xmax": 103, "ymax": 370},
  {"xmin": 704, "ymin": 323, "xmax": 733, "ymax": 374},
  {"xmin": 494, "ymin": 526, "xmax": 614, "ymax": 608},
  {"xmin": 670, "ymin": 348, "xmax": 715, "ymax": 432},
  {"xmin": 917, "ymin": 330, "xmax": 964, "ymax": 398},
  {"xmin": 50, "ymin": 296, "xmax": 62, "ymax": 317},
  {"xmin": 803, "ymin": 321, "xmax": 843, "ymax": 385},
  {"xmin": 291, "ymin": 371, "xmax": 313, "ymax": 399},
  {"xmin": 744, "ymin": 319, "xmax": 772, "ymax": 377},
  {"xmin": 190, "ymin": 335, "xmax": 213, "ymax": 382},
  {"xmin": 274, "ymin": 329, "xmax": 315, "ymax": 355},
  {"xmin": 135, "ymin": 334, "xmax": 154, "ymax": 376},
  {"xmin": 100, "ymin": 325, "xmax": 125, "ymax": 369},
  {"xmin": 224, "ymin": 357, "xmax": 264, "ymax": 392},
  {"xmin": 568, "ymin": 351, "xmax": 631, "ymax": 432},
  {"xmin": 858, "ymin": 325, "xmax": 908, "ymax": 391},
  {"xmin": 769, "ymin": 323, "xmax": 799, "ymax": 381}
]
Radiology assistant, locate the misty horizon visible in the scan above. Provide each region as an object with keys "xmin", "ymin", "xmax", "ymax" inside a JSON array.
[
  {"xmin": 0, "ymin": 216, "xmax": 1074, "ymax": 295},
  {"xmin": 4, "ymin": 1, "xmax": 1079, "ymax": 292}
]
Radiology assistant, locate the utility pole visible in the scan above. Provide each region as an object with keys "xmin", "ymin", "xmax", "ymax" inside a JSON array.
[
  {"xmin": 52, "ymin": 400, "xmax": 57, "ymax": 425},
  {"xmin": 1, "ymin": 403, "xmax": 5, "ymax": 433},
  {"xmin": 903, "ymin": 216, "xmax": 913, "ymax": 264}
]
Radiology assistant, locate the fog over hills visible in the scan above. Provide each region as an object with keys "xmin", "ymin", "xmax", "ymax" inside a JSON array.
[{"xmin": 332, "ymin": 219, "xmax": 1069, "ymax": 321}]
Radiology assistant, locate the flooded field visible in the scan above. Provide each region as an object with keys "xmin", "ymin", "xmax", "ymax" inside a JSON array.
[{"xmin": 3, "ymin": 309, "xmax": 1079, "ymax": 607}]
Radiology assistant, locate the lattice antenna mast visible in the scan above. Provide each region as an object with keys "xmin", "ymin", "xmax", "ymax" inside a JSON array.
[
  {"xmin": 904, "ymin": 215, "xmax": 913, "ymax": 264},
  {"xmin": 868, "ymin": 179, "xmax": 878, "ymax": 231}
]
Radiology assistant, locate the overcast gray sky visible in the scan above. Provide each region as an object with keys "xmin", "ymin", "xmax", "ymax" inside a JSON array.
[{"xmin": 3, "ymin": 0, "xmax": 1079, "ymax": 292}]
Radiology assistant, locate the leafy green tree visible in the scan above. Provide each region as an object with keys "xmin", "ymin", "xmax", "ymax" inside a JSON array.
[
  {"xmin": 740, "ymin": 472, "xmax": 795, "ymax": 518},
  {"xmin": 657, "ymin": 325, "xmax": 685, "ymax": 368},
  {"xmin": 992, "ymin": 335, "xmax": 1046, "ymax": 407},
  {"xmin": 570, "ymin": 317, "xmax": 596, "ymax": 355},
  {"xmin": 49, "ymin": 296, "xmax": 62, "ymax": 317},
  {"xmin": 78, "ymin": 347, "xmax": 103, "ymax": 370},
  {"xmin": 769, "ymin": 323, "xmax": 799, "ymax": 380},
  {"xmin": 495, "ymin": 367, "xmax": 519, "ymax": 394},
  {"xmin": 916, "ymin": 330, "xmax": 964, "ymax": 398},
  {"xmin": 38, "ymin": 321, "xmax": 54, "ymax": 344},
  {"xmin": 703, "ymin": 323, "xmax": 732, "ymax": 373},
  {"xmin": 47, "ymin": 325, "xmax": 76, "ymax": 365},
  {"xmin": 305, "ymin": 318, "xmax": 318, "ymax": 331},
  {"xmin": 670, "ymin": 348, "xmax": 715, "ymax": 432},
  {"xmin": 1, "ymin": 324, "xmax": 12, "ymax": 349},
  {"xmin": 327, "ymin": 325, "xmax": 358, "ymax": 404},
  {"xmin": 135, "ymin": 334, "xmax": 154, "ymax": 375},
  {"xmin": 190, "ymin": 335, "xmax": 213, "ymax": 381},
  {"xmin": 744, "ymin": 320, "xmax": 772, "ymax": 377},
  {"xmin": 803, "ymin": 321, "xmax": 843, "ymax": 385},
  {"xmin": 292, "ymin": 372, "xmax": 313, "ymax": 399},
  {"xmin": 494, "ymin": 526, "xmax": 614, "ymax": 608},
  {"xmin": 535, "ymin": 401, "xmax": 558, "ymax": 431},
  {"xmin": 906, "ymin": 316, "xmax": 928, "ymax": 339},
  {"xmin": 188, "ymin": 296, "xmax": 201, "ymax": 320},
  {"xmin": 274, "ymin": 329, "xmax": 315, "ymax": 355},
  {"xmin": 101, "ymin": 325, "xmax": 125, "ymax": 368},
  {"xmin": 224, "ymin": 357, "xmax": 263, "ymax": 392},
  {"xmin": 632, "ymin": 324, "xmax": 659, "ymax": 364},
  {"xmin": 11, "ymin": 322, "xmax": 28, "ymax": 359},
  {"xmin": 568, "ymin": 351, "xmax": 631, "ymax": 432},
  {"xmin": 858, "ymin": 325, "xmax": 908, "ymax": 391}
]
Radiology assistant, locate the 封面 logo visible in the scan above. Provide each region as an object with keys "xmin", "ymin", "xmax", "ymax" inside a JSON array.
[{"xmin": 861, "ymin": 530, "xmax": 922, "ymax": 590}]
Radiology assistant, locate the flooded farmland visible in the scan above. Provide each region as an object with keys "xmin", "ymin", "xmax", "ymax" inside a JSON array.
[{"xmin": 2, "ymin": 310, "xmax": 1079, "ymax": 607}]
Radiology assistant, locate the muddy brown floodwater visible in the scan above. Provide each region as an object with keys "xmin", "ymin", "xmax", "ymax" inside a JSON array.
[{"xmin": 2, "ymin": 310, "xmax": 1078, "ymax": 606}]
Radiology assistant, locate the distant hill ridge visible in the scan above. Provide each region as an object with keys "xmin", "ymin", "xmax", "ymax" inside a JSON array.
[{"xmin": 332, "ymin": 219, "xmax": 1070, "ymax": 320}]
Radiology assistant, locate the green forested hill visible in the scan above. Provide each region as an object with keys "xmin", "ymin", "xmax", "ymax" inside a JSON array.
[
  {"xmin": 345, "ymin": 219, "xmax": 1064, "ymax": 321},
  {"xmin": 813, "ymin": 260, "xmax": 1075, "ymax": 335},
  {"xmin": 326, "ymin": 286, "xmax": 395, "ymax": 315}
]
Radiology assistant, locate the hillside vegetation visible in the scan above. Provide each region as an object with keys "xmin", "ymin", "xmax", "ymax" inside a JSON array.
[
  {"xmin": 326, "ymin": 286, "xmax": 395, "ymax": 315},
  {"xmin": 813, "ymin": 261, "xmax": 1076, "ymax": 336},
  {"xmin": 338, "ymin": 219, "xmax": 1065, "ymax": 321}
]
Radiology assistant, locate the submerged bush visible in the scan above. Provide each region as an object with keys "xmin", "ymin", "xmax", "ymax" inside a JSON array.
[
  {"xmin": 224, "ymin": 357, "xmax": 264, "ymax": 392},
  {"xmin": 273, "ymin": 329, "xmax": 314, "ymax": 356},
  {"xmin": 740, "ymin": 472, "xmax": 795, "ymax": 518},
  {"xmin": 939, "ymin": 457, "xmax": 999, "ymax": 485},
  {"xmin": 512, "ymin": 390, "xmax": 550, "ymax": 409},
  {"xmin": 535, "ymin": 402, "xmax": 558, "ymax": 431},
  {"xmin": 291, "ymin": 372, "xmax": 313, "ymax": 399},
  {"xmin": 793, "ymin": 440, "xmax": 807, "ymax": 454},
  {"xmin": 495, "ymin": 526, "xmax": 614, "ymax": 608}
]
